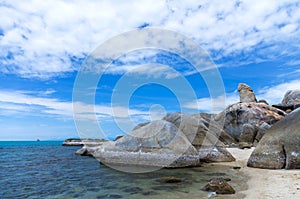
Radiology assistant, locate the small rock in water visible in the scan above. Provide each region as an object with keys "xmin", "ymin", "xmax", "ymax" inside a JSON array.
[
  {"xmin": 141, "ymin": 191, "xmax": 157, "ymax": 196},
  {"xmin": 202, "ymin": 178, "xmax": 235, "ymax": 194},
  {"xmin": 151, "ymin": 185, "xmax": 177, "ymax": 191},
  {"xmin": 208, "ymin": 177, "xmax": 231, "ymax": 182},
  {"xmin": 123, "ymin": 187, "xmax": 143, "ymax": 194},
  {"xmin": 206, "ymin": 172, "xmax": 227, "ymax": 177},
  {"xmin": 97, "ymin": 194, "xmax": 123, "ymax": 199},
  {"xmin": 157, "ymin": 176, "xmax": 182, "ymax": 183}
]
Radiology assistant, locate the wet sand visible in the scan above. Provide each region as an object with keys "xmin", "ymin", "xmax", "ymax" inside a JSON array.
[{"xmin": 212, "ymin": 147, "xmax": 300, "ymax": 199}]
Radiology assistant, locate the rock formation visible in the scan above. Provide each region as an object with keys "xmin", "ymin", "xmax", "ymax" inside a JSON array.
[
  {"xmin": 280, "ymin": 90, "xmax": 300, "ymax": 106},
  {"xmin": 92, "ymin": 119, "xmax": 235, "ymax": 168},
  {"xmin": 162, "ymin": 112, "xmax": 228, "ymax": 146},
  {"xmin": 253, "ymin": 122, "xmax": 271, "ymax": 146},
  {"xmin": 273, "ymin": 90, "xmax": 300, "ymax": 112},
  {"xmin": 247, "ymin": 108, "xmax": 300, "ymax": 169},
  {"xmin": 238, "ymin": 83, "xmax": 257, "ymax": 103},
  {"xmin": 70, "ymin": 83, "xmax": 300, "ymax": 170},
  {"xmin": 75, "ymin": 146, "xmax": 97, "ymax": 157},
  {"xmin": 214, "ymin": 102, "xmax": 286, "ymax": 146}
]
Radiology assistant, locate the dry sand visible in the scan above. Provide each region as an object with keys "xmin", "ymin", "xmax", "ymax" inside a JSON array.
[{"xmin": 218, "ymin": 147, "xmax": 300, "ymax": 199}]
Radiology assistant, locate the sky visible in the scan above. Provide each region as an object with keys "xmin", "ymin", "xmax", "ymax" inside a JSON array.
[{"xmin": 0, "ymin": 0, "xmax": 300, "ymax": 140}]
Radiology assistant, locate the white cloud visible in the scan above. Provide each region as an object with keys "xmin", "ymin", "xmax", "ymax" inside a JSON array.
[
  {"xmin": 0, "ymin": 0, "xmax": 299, "ymax": 78},
  {"xmin": 0, "ymin": 89, "xmax": 150, "ymax": 121},
  {"xmin": 112, "ymin": 64, "xmax": 180, "ymax": 79},
  {"xmin": 256, "ymin": 80, "xmax": 300, "ymax": 105},
  {"xmin": 184, "ymin": 80, "xmax": 300, "ymax": 113},
  {"xmin": 184, "ymin": 92, "xmax": 239, "ymax": 113}
]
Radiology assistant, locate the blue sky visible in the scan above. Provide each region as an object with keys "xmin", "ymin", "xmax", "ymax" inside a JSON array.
[{"xmin": 0, "ymin": 0, "xmax": 300, "ymax": 140}]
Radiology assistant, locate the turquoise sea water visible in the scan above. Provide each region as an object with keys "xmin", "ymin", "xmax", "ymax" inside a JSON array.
[{"xmin": 0, "ymin": 141, "xmax": 247, "ymax": 199}]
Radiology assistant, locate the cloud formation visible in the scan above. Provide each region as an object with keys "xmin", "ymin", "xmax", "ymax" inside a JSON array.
[
  {"xmin": 184, "ymin": 80, "xmax": 300, "ymax": 113},
  {"xmin": 1, "ymin": 0, "xmax": 299, "ymax": 78},
  {"xmin": 0, "ymin": 89, "xmax": 149, "ymax": 121},
  {"xmin": 256, "ymin": 79, "xmax": 300, "ymax": 105}
]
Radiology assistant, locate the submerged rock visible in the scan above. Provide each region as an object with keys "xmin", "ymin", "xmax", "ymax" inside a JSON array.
[
  {"xmin": 157, "ymin": 176, "xmax": 182, "ymax": 183},
  {"xmin": 247, "ymin": 108, "xmax": 300, "ymax": 169},
  {"xmin": 202, "ymin": 178, "xmax": 235, "ymax": 194}
]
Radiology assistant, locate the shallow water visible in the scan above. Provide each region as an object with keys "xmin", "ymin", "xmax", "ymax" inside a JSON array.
[{"xmin": 0, "ymin": 141, "xmax": 247, "ymax": 199}]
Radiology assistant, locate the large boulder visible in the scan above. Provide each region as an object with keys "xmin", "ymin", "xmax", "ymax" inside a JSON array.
[
  {"xmin": 92, "ymin": 120, "xmax": 235, "ymax": 168},
  {"xmin": 238, "ymin": 83, "xmax": 257, "ymax": 103},
  {"xmin": 247, "ymin": 108, "xmax": 300, "ymax": 169},
  {"xmin": 115, "ymin": 120, "xmax": 196, "ymax": 154},
  {"xmin": 162, "ymin": 112, "xmax": 227, "ymax": 146},
  {"xmin": 273, "ymin": 90, "xmax": 300, "ymax": 112},
  {"xmin": 253, "ymin": 122, "xmax": 271, "ymax": 146},
  {"xmin": 280, "ymin": 90, "xmax": 300, "ymax": 106},
  {"xmin": 92, "ymin": 120, "xmax": 200, "ymax": 168},
  {"xmin": 214, "ymin": 102, "xmax": 286, "ymax": 145},
  {"xmin": 192, "ymin": 113, "xmax": 237, "ymax": 145}
]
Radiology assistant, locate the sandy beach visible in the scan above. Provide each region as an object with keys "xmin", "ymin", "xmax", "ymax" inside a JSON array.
[{"xmin": 216, "ymin": 148, "xmax": 300, "ymax": 199}]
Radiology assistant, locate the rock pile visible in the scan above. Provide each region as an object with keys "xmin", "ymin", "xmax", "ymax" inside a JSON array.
[
  {"xmin": 92, "ymin": 118, "xmax": 235, "ymax": 168},
  {"xmin": 68, "ymin": 83, "xmax": 300, "ymax": 170},
  {"xmin": 214, "ymin": 102, "xmax": 285, "ymax": 148}
]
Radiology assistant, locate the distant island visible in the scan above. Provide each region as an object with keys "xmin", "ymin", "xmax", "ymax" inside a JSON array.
[{"xmin": 62, "ymin": 138, "xmax": 107, "ymax": 146}]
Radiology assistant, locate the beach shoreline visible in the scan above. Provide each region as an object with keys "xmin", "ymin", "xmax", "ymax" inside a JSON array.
[{"xmin": 209, "ymin": 147, "xmax": 300, "ymax": 199}]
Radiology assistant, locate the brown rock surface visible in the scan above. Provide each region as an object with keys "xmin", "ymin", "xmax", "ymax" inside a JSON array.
[
  {"xmin": 238, "ymin": 83, "xmax": 257, "ymax": 103},
  {"xmin": 215, "ymin": 102, "xmax": 286, "ymax": 144},
  {"xmin": 202, "ymin": 178, "xmax": 236, "ymax": 194}
]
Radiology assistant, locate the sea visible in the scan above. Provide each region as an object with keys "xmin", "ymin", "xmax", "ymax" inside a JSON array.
[{"xmin": 0, "ymin": 141, "xmax": 247, "ymax": 199}]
